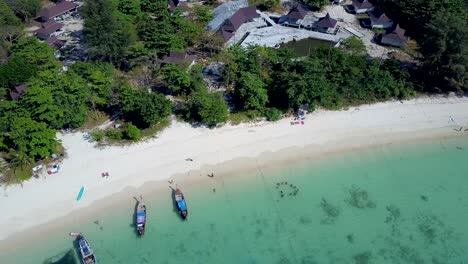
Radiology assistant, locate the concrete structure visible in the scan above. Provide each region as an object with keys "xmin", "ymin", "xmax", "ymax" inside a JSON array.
[
  {"xmin": 369, "ymin": 8, "xmax": 393, "ymax": 29},
  {"xmin": 381, "ymin": 24, "xmax": 406, "ymax": 47},
  {"xmin": 240, "ymin": 26, "xmax": 344, "ymax": 48},
  {"xmin": 351, "ymin": 0, "xmax": 374, "ymax": 14}
]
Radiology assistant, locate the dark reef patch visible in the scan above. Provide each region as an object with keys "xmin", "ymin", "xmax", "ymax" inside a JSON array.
[
  {"xmin": 299, "ymin": 215, "xmax": 312, "ymax": 225},
  {"xmin": 320, "ymin": 198, "xmax": 341, "ymax": 224},
  {"xmin": 385, "ymin": 204, "xmax": 401, "ymax": 223},
  {"xmin": 353, "ymin": 251, "xmax": 372, "ymax": 264},
  {"xmin": 345, "ymin": 185, "xmax": 376, "ymax": 209}
]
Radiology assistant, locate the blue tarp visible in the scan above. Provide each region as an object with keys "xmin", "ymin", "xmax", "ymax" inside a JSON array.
[
  {"xmin": 137, "ymin": 212, "xmax": 145, "ymax": 223},
  {"xmin": 177, "ymin": 200, "xmax": 187, "ymax": 211}
]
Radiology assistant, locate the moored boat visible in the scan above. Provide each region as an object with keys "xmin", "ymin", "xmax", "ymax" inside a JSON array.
[
  {"xmin": 174, "ymin": 188, "xmax": 188, "ymax": 220},
  {"xmin": 77, "ymin": 234, "xmax": 97, "ymax": 264},
  {"xmin": 136, "ymin": 199, "xmax": 146, "ymax": 236}
]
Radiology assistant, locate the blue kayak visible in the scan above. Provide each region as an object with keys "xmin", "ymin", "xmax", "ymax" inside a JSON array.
[{"xmin": 77, "ymin": 187, "xmax": 85, "ymax": 201}]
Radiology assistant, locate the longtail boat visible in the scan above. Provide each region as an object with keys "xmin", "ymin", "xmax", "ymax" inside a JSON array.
[
  {"xmin": 174, "ymin": 188, "xmax": 188, "ymax": 220},
  {"xmin": 136, "ymin": 199, "xmax": 146, "ymax": 236},
  {"xmin": 70, "ymin": 233, "xmax": 97, "ymax": 264}
]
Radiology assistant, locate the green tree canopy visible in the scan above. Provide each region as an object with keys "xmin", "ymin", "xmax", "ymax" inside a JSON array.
[
  {"xmin": 340, "ymin": 37, "xmax": 366, "ymax": 56},
  {"xmin": 0, "ymin": 37, "xmax": 59, "ymax": 89},
  {"xmin": 4, "ymin": 0, "xmax": 41, "ymax": 21},
  {"xmin": 194, "ymin": 6, "xmax": 213, "ymax": 25},
  {"xmin": 235, "ymin": 72, "xmax": 268, "ymax": 111},
  {"xmin": 136, "ymin": 12, "xmax": 185, "ymax": 57},
  {"xmin": 117, "ymin": 0, "xmax": 141, "ymax": 16},
  {"xmin": 69, "ymin": 62, "xmax": 115, "ymax": 109},
  {"xmin": 82, "ymin": 0, "xmax": 137, "ymax": 63},
  {"xmin": 20, "ymin": 70, "xmax": 89, "ymax": 129},
  {"xmin": 160, "ymin": 64, "xmax": 192, "ymax": 95},
  {"xmin": 375, "ymin": 0, "xmax": 468, "ymax": 92},
  {"xmin": 140, "ymin": 0, "xmax": 167, "ymax": 13},
  {"xmin": 119, "ymin": 86, "xmax": 172, "ymax": 128},
  {"xmin": 0, "ymin": 104, "xmax": 57, "ymax": 161},
  {"xmin": 0, "ymin": 0, "xmax": 23, "ymax": 42},
  {"xmin": 186, "ymin": 89, "xmax": 228, "ymax": 126},
  {"xmin": 7, "ymin": 116, "xmax": 57, "ymax": 160},
  {"xmin": 300, "ymin": 0, "xmax": 328, "ymax": 9},
  {"xmin": 249, "ymin": 0, "xmax": 279, "ymax": 11}
]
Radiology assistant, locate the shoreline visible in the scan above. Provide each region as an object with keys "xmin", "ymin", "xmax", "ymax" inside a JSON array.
[
  {"xmin": 0, "ymin": 130, "xmax": 466, "ymax": 253},
  {"xmin": 1, "ymin": 95, "xmax": 468, "ymax": 243}
]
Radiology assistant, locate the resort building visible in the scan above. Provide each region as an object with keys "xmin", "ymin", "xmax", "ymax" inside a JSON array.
[
  {"xmin": 46, "ymin": 36, "xmax": 66, "ymax": 49},
  {"xmin": 9, "ymin": 84, "xmax": 27, "ymax": 101},
  {"xmin": 37, "ymin": 1, "xmax": 78, "ymax": 22},
  {"xmin": 279, "ymin": 4, "xmax": 308, "ymax": 28},
  {"xmin": 315, "ymin": 13, "xmax": 338, "ymax": 34},
  {"xmin": 351, "ymin": 0, "xmax": 374, "ymax": 14},
  {"xmin": 35, "ymin": 20, "xmax": 63, "ymax": 40},
  {"xmin": 206, "ymin": 0, "xmax": 249, "ymax": 32},
  {"xmin": 368, "ymin": 8, "xmax": 393, "ymax": 29},
  {"xmin": 216, "ymin": 6, "xmax": 261, "ymax": 42},
  {"xmin": 380, "ymin": 24, "xmax": 406, "ymax": 47}
]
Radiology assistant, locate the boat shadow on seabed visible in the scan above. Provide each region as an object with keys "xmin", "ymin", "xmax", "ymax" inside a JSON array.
[{"xmin": 42, "ymin": 249, "xmax": 78, "ymax": 264}]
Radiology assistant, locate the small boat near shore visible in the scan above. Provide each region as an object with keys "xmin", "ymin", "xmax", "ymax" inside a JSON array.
[
  {"xmin": 136, "ymin": 198, "xmax": 146, "ymax": 236},
  {"xmin": 174, "ymin": 188, "xmax": 188, "ymax": 220},
  {"xmin": 70, "ymin": 233, "xmax": 96, "ymax": 264}
]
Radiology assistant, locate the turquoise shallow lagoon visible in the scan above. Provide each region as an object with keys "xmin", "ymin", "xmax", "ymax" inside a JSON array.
[{"xmin": 3, "ymin": 136, "xmax": 468, "ymax": 264}]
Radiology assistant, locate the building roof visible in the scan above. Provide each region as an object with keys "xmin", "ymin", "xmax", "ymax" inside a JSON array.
[
  {"xmin": 223, "ymin": 6, "xmax": 259, "ymax": 32},
  {"xmin": 216, "ymin": 6, "xmax": 259, "ymax": 41},
  {"xmin": 41, "ymin": 19, "xmax": 57, "ymax": 28},
  {"xmin": 352, "ymin": 0, "xmax": 374, "ymax": 9},
  {"xmin": 10, "ymin": 84, "xmax": 28, "ymax": 100},
  {"xmin": 46, "ymin": 36, "xmax": 66, "ymax": 48},
  {"xmin": 206, "ymin": 0, "xmax": 248, "ymax": 31},
  {"xmin": 37, "ymin": 1, "xmax": 78, "ymax": 20},
  {"xmin": 36, "ymin": 21, "xmax": 63, "ymax": 38},
  {"xmin": 217, "ymin": 27, "xmax": 235, "ymax": 41},
  {"xmin": 316, "ymin": 13, "xmax": 337, "ymax": 28},
  {"xmin": 168, "ymin": 0, "xmax": 179, "ymax": 8},
  {"xmin": 287, "ymin": 4, "xmax": 308, "ymax": 20},
  {"xmin": 382, "ymin": 24, "xmax": 406, "ymax": 41},
  {"xmin": 369, "ymin": 8, "xmax": 392, "ymax": 24},
  {"xmin": 162, "ymin": 51, "xmax": 195, "ymax": 65}
]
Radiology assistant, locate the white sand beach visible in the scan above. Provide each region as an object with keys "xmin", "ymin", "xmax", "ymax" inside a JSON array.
[{"xmin": 1, "ymin": 95, "xmax": 468, "ymax": 241}]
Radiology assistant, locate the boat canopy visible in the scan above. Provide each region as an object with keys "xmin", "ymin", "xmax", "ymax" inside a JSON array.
[
  {"xmin": 137, "ymin": 211, "xmax": 146, "ymax": 224},
  {"xmin": 79, "ymin": 240, "xmax": 91, "ymax": 256},
  {"xmin": 177, "ymin": 200, "xmax": 187, "ymax": 211}
]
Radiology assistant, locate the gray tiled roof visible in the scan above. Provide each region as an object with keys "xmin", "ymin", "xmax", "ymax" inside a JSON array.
[
  {"xmin": 37, "ymin": 1, "xmax": 77, "ymax": 20},
  {"xmin": 206, "ymin": 0, "xmax": 248, "ymax": 31},
  {"xmin": 369, "ymin": 8, "xmax": 391, "ymax": 24},
  {"xmin": 316, "ymin": 13, "xmax": 337, "ymax": 28}
]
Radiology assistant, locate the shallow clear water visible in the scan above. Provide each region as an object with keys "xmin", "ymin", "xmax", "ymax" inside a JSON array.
[{"xmin": 3, "ymin": 136, "xmax": 468, "ymax": 264}]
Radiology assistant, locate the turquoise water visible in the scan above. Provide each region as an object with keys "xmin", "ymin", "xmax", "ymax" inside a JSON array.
[{"xmin": 3, "ymin": 136, "xmax": 468, "ymax": 263}]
